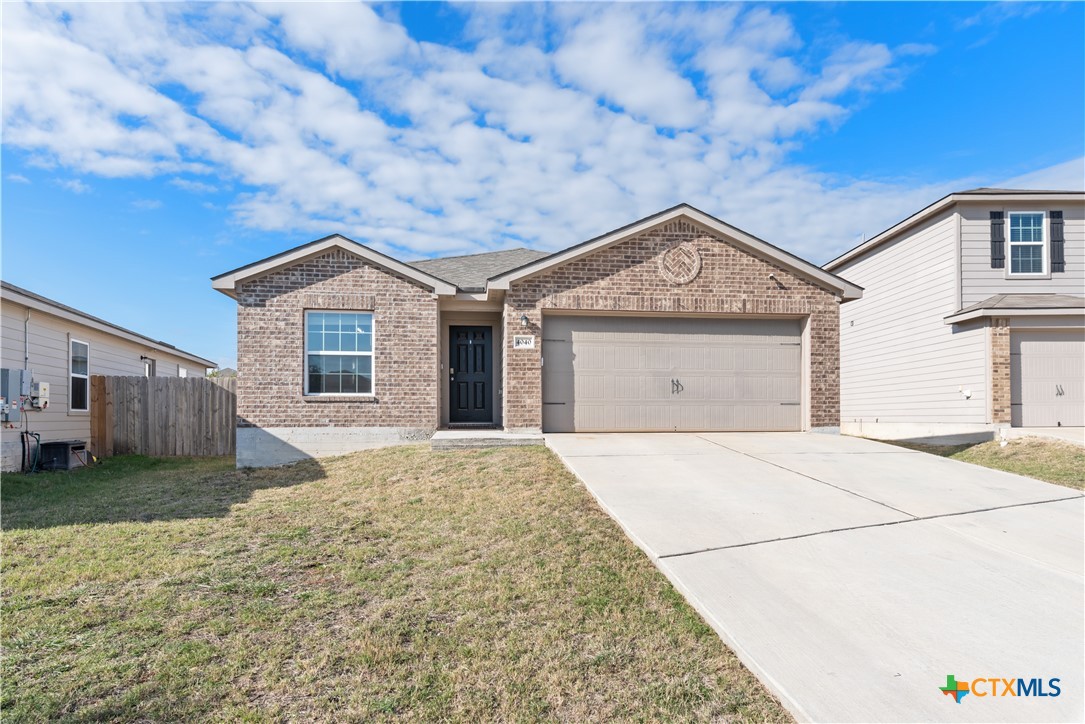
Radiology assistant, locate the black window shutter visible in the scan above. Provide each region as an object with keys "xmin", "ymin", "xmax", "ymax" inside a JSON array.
[
  {"xmin": 990, "ymin": 211, "xmax": 1005, "ymax": 269},
  {"xmin": 1050, "ymin": 210, "xmax": 1065, "ymax": 273}
]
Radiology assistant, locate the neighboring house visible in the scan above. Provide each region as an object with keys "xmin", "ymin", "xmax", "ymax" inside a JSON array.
[
  {"xmin": 1, "ymin": 281, "xmax": 216, "ymax": 471},
  {"xmin": 824, "ymin": 189, "xmax": 1084, "ymax": 442},
  {"xmin": 213, "ymin": 203, "xmax": 862, "ymax": 467}
]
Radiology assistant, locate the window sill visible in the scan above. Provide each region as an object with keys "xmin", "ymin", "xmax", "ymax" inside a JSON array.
[
  {"xmin": 67, "ymin": 410, "xmax": 90, "ymax": 417},
  {"xmin": 300, "ymin": 395, "xmax": 378, "ymax": 403}
]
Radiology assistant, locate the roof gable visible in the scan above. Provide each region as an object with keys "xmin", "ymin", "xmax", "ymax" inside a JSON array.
[
  {"xmin": 212, "ymin": 234, "xmax": 457, "ymax": 298},
  {"xmin": 487, "ymin": 204, "xmax": 863, "ymax": 300},
  {"xmin": 825, "ymin": 189, "xmax": 1085, "ymax": 271}
]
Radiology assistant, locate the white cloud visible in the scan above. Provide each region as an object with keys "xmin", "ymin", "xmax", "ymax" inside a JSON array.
[
  {"xmin": 131, "ymin": 198, "xmax": 163, "ymax": 210},
  {"xmin": 6, "ymin": 173, "xmax": 31, "ymax": 183},
  {"xmin": 57, "ymin": 178, "xmax": 91, "ymax": 194},
  {"xmin": 997, "ymin": 157, "xmax": 1085, "ymax": 191},
  {"xmin": 0, "ymin": 1, "xmax": 1012, "ymax": 263},
  {"xmin": 170, "ymin": 178, "xmax": 219, "ymax": 194}
]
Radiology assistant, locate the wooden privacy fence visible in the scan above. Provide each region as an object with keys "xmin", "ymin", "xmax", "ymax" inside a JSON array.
[{"xmin": 90, "ymin": 376, "xmax": 236, "ymax": 458}]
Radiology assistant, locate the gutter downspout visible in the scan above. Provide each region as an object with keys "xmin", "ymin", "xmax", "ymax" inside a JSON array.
[{"xmin": 24, "ymin": 308, "xmax": 30, "ymax": 369}]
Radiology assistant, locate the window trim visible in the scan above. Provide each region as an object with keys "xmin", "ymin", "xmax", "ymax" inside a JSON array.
[
  {"xmin": 303, "ymin": 309, "xmax": 376, "ymax": 397},
  {"xmin": 69, "ymin": 337, "xmax": 90, "ymax": 414},
  {"xmin": 1006, "ymin": 210, "xmax": 1048, "ymax": 278}
]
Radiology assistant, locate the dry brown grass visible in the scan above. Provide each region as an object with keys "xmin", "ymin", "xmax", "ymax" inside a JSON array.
[{"xmin": 2, "ymin": 447, "xmax": 789, "ymax": 722}]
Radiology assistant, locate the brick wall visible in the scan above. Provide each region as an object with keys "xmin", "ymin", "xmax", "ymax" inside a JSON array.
[
  {"xmin": 236, "ymin": 249, "xmax": 438, "ymax": 430},
  {"xmin": 503, "ymin": 219, "xmax": 843, "ymax": 430},
  {"xmin": 988, "ymin": 317, "xmax": 1011, "ymax": 424}
]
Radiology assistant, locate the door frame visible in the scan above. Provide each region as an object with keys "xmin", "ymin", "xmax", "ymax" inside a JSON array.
[{"xmin": 448, "ymin": 324, "xmax": 495, "ymax": 425}]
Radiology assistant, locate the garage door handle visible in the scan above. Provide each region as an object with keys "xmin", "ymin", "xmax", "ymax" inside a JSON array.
[
  {"xmin": 672, "ymin": 379, "xmax": 684, "ymax": 394},
  {"xmin": 1056, "ymin": 385, "xmax": 1064, "ymax": 396}
]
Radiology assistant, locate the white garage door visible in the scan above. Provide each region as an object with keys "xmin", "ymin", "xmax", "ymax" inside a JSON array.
[
  {"xmin": 542, "ymin": 316, "xmax": 802, "ymax": 432},
  {"xmin": 1011, "ymin": 331, "xmax": 1085, "ymax": 427}
]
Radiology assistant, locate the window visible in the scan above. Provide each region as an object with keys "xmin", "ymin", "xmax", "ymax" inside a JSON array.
[
  {"xmin": 70, "ymin": 339, "xmax": 89, "ymax": 412},
  {"xmin": 1008, "ymin": 212, "xmax": 1045, "ymax": 275},
  {"xmin": 144, "ymin": 357, "xmax": 156, "ymax": 377},
  {"xmin": 178, "ymin": 366, "xmax": 187, "ymax": 378},
  {"xmin": 305, "ymin": 311, "xmax": 373, "ymax": 395}
]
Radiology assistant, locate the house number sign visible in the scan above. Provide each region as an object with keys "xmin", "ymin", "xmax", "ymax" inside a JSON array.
[{"xmin": 513, "ymin": 335, "xmax": 536, "ymax": 349}]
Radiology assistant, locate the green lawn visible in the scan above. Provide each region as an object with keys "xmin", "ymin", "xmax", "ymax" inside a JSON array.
[
  {"xmin": 885, "ymin": 437, "xmax": 1085, "ymax": 490},
  {"xmin": 2, "ymin": 448, "xmax": 789, "ymax": 722}
]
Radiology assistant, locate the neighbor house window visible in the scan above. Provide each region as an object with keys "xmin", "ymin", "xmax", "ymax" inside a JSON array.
[
  {"xmin": 305, "ymin": 311, "xmax": 373, "ymax": 395},
  {"xmin": 1008, "ymin": 212, "xmax": 1045, "ymax": 275},
  {"xmin": 178, "ymin": 366, "xmax": 187, "ymax": 378},
  {"xmin": 70, "ymin": 339, "xmax": 89, "ymax": 412}
]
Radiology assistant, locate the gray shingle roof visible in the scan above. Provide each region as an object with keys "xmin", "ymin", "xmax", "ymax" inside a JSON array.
[
  {"xmin": 954, "ymin": 293, "xmax": 1085, "ymax": 315},
  {"xmin": 408, "ymin": 248, "xmax": 551, "ymax": 291}
]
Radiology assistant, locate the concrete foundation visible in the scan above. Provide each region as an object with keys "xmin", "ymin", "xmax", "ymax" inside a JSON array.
[
  {"xmin": 841, "ymin": 420, "xmax": 996, "ymax": 445},
  {"xmin": 236, "ymin": 426, "xmax": 432, "ymax": 468},
  {"xmin": 430, "ymin": 430, "xmax": 544, "ymax": 450}
]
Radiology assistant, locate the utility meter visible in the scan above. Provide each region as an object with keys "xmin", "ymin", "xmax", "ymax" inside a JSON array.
[{"xmin": 29, "ymin": 381, "xmax": 50, "ymax": 410}]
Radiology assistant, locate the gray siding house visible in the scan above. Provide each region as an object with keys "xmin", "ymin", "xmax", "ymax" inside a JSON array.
[{"xmin": 824, "ymin": 189, "xmax": 1084, "ymax": 442}]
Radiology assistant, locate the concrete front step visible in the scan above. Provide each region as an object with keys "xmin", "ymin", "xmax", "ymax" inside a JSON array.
[{"xmin": 431, "ymin": 430, "xmax": 545, "ymax": 450}]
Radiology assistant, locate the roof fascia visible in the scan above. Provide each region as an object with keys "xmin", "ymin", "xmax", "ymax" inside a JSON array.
[
  {"xmin": 2, "ymin": 286, "xmax": 216, "ymax": 367},
  {"xmin": 212, "ymin": 235, "xmax": 457, "ymax": 298},
  {"xmin": 488, "ymin": 205, "xmax": 863, "ymax": 300},
  {"xmin": 944, "ymin": 306, "xmax": 1085, "ymax": 325}
]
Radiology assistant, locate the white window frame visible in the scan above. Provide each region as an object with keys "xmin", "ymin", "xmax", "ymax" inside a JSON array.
[
  {"xmin": 303, "ymin": 310, "xmax": 375, "ymax": 396},
  {"xmin": 1006, "ymin": 210, "xmax": 1048, "ymax": 277},
  {"xmin": 178, "ymin": 366, "xmax": 187, "ymax": 378},
  {"xmin": 70, "ymin": 337, "xmax": 90, "ymax": 413}
]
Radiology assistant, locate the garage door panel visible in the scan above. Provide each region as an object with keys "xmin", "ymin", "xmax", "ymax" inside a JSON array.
[
  {"xmin": 1010, "ymin": 331, "xmax": 1085, "ymax": 428},
  {"xmin": 643, "ymin": 346, "xmax": 670, "ymax": 371},
  {"xmin": 708, "ymin": 376, "xmax": 736, "ymax": 401},
  {"xmin": 706, "ymin": 347, "xmax": 736, "ymax": 371},
  {"xmin": 542, "ymin": 315, "xmax": 803, "ymax": 432}
]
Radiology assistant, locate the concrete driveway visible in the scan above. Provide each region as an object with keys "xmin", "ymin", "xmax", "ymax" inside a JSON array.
[{"xmin": 546, "ymin": 432, "xmax": 1084, "ymax": 723}]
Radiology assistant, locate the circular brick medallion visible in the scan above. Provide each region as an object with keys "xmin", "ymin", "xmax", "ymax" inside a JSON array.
[{"xmin": 659, "ymin": 240, "xmax": 702, "ymax": 285}]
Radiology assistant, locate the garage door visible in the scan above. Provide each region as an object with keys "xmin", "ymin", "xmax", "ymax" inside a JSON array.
[
  {"xmin": 542, "ymin": 316, "xmax": 802, "ymax": 432},
  {"xmin": 1011, "ymin": 331, "xmax": 1085, "ymax": 427}
]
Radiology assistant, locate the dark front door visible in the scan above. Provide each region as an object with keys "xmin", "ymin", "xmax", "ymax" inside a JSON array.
[{"xmin": 449, "ymin": 326, "xmax": 493, "ymax": 423}]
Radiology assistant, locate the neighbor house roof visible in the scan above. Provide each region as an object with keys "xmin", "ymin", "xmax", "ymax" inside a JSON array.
[
  {"xmin": 1, "ymin": 281, "xmax": 216, "ymax": 368},
  {"xmin": 824, "ymin": 189, "xmax": 1085, "ymax": 271},
  {"xmin": 408, "ymin": 248, "xmax": 550, "ymax": 292},
  {"xmin": 944, "ymin": 293, "xmax": 1085, "ymax": 324},
  {"xmin": 487, "ymin": 203, "xmax": 864, "ymax": 300}
]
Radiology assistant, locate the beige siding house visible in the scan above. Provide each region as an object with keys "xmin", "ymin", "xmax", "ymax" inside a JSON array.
[
  {"xmin": 1, "ymin": 282, "xmax": 216, "ymax": 471},
  {"xmin": 825, "ymin": 189, "xmax": 1084, "ymax": 442}
]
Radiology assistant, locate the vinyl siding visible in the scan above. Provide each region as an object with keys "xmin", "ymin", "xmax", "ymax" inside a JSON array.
[
  {"xmin": 1, "ymin": 300, "xmax": 206, "ymax": 469},
  {"xmin": 960, "ymin": 202, "xmax": 1085, "ymax": 306},
  {"xmin": 836, "ymin": 211, "xmax": 989, "ymax": 424}
]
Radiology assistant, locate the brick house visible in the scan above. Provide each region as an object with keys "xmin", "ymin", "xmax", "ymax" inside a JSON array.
[{"xmin": 213, "ymin": 204, "xmax": 862, "ymax": 466}]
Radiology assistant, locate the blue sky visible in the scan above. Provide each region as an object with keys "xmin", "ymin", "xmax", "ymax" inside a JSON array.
[{"xmin": 2, "ymin": 2, "xmax": 1083, "ymax": 370}]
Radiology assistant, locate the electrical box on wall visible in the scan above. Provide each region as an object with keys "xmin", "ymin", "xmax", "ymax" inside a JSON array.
[
  {"xmin": 29, "ymin": 381, "xmax": 50, "ymax": 410},
  {"xmin": 0, "ymin": 368, "xmax": 31, "ymax": 422}
]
